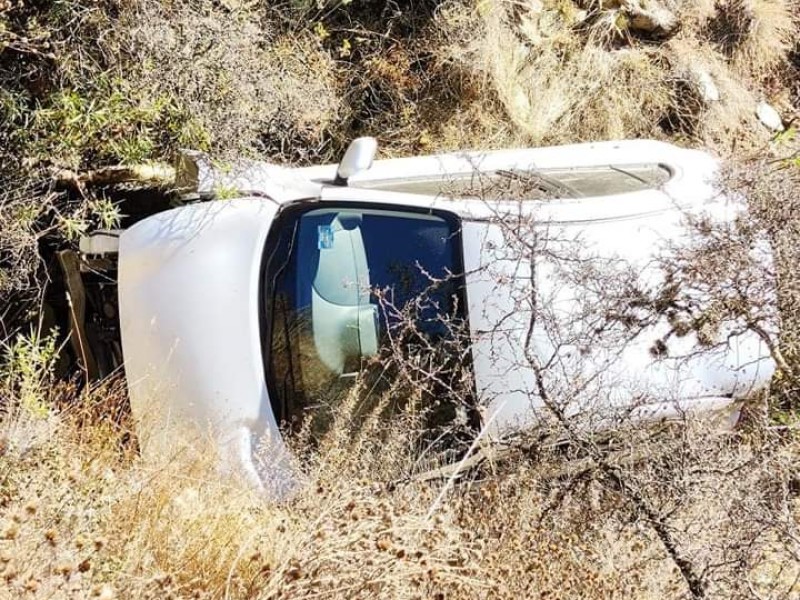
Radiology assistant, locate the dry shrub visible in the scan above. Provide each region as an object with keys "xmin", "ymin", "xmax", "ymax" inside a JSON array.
[
  {"xmin": 723, "ymin": 150, "xmax": 800, "ymax": 402},
  {"xmin": 108, "ymin": 0, "xmax": 345, "ymax": 163},
  {"xmin": 0, "ymin": 377, "xmax": 490, "ymax": 599},
  {"xmin": 293, "ymin": 0, "xmax": 489, "ymax": 157},
  {"xmin": 0, "ymin": 181, "xmax": 46, "ymax": 297},
  {"xmin": 438, "ymin": 2, "xmax": 677, "ymax": 144},
  {"xmin": 708, "ymin": 0, "xmax": 799, "ymax": 79},
  {"xmin": 434, "ymin": 0, "xmax": 797, "ymax": 151},
  {"xmin": 2, "ymin": 273, "xmax": 800, "ymax": 600},
  {"xmin": 0, "ymin": 0, "xmax": 344, "ymax": 313},
  {"xmin": 450, "ymin": 414, "xmax": 800, "ymax": 599},
  {"xmin": 662, "ymin": 36, "xmax": 765, "ymax": 151}
]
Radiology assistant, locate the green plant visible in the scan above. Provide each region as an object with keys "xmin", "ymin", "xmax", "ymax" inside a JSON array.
[
  {"xmin": 88, "ymin": 196, "xmax": 122, "ymax": 231},
  {"xmin": 1, "ymin": 330, "xmax": 59, "ymax": 417},
  {"xmin": 28, "ymin": 79, "xmax": 187, "ymax": 167},
  {"xmin": 213, "ymin": 183, "xmax": 240, "ymax": 200}
]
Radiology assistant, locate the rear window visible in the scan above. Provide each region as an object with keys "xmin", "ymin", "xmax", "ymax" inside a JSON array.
[{"xmin": 354, "ymin": 164, "xmax": 672, "ymax": 200}]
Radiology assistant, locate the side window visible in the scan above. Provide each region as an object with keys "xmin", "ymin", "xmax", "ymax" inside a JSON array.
[{"xmin": 264, "ymin": 204, "xmax": 467, "ymax": 427}]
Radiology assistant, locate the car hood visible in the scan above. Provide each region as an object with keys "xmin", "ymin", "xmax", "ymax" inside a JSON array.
[{"xmin": 118, "ymin": 199, "xmax": 297, "ymax": 498}]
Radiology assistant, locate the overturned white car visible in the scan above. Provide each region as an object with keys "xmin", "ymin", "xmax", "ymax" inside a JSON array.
[{"xmin": 82, "ymin": 139, "xmax": 774, "ymax": 496}]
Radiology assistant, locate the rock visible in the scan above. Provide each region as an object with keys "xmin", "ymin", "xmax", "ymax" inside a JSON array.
[
  {"xmin": 519, "ymin": 12, "xmax": 542, "ymax": 45},
  {"xmin": 691, "ymin": 68, "xmax": 720, "ymax": 103},
  {"xmin": 756, "ymin": 102, "xmax": 785, "ymax": 132},
  {"xmin": 624, "ymin": 0, "xmax": 680, "ymax": 38}
]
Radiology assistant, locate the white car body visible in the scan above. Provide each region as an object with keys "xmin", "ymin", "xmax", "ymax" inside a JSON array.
[{"xmin": 117, "ymin": 140, "xmax": 774, "ymax": 496}]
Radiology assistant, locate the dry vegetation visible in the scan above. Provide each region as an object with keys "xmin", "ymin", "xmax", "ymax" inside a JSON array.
[
  {"xmin": 3, "ymin": 364, "xmax": 800, "ymax": 599},
  {"xmin": 1, "ymin": 0, "xmax": 799, "ymax": 294},
  {"xmin": 3, "ymin": 0, "xmax": 800, "ymax": 598}
]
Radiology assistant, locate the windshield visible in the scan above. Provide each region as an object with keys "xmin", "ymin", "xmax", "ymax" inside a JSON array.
[
  {"xmin": 263, "ymin": 204, "xmax": 466, "ymax": 426},
  {"xmin": 353, "ymin": 164, "xmax": 672, "ymax": 199}
]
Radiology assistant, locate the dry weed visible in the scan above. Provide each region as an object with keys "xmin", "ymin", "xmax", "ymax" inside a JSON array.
[
  {"xmin": 2, "ymin": 376, "xmax": 800, "ymax": 599},
  {"xmin": 108, "ymin": 0, "xmax": 345, "ymax": 163},
  {"xmin": 708, "ymin": 0, "xmax": 799, "ymax": 78},
  {"xmin": 723, "ymin": 149, "xmax": 800, "ymax": 405},
  {"xmin": 435, "ymin": 0, "xmax": 797, "ymax": 151},
  {"xmin": 0, "ymin": 378, "xmax": 490, "ymax": 599}
]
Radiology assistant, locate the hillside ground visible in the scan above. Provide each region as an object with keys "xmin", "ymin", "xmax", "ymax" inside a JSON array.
[{"xmin": 2, "ymin": 1, "xmax": 800, "ymax": 598}]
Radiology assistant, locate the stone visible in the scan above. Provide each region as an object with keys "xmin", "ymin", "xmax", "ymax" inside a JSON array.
[
  {"xmin": 756, "ymin": 102, "xmax": 785, "ymax": 132},
  {"xmin": 624, "ymin": 0, "xmax": 680, "ymax": 38},
  {"xmin": 691, "ymin": 68, "xmax": 720, "ymax": 103},
  {"xmin": 577, "ymin": 0, "xmax": 680, "ymax": 38},
  {"xmin": 625, "ymin": 2, "xmax": 680, "ymax": 38}
]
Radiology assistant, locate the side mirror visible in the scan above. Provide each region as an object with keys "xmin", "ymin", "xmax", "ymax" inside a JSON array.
[{"xmin": 334, "ymin": 137, "xmax": 378, "ymax": 186}]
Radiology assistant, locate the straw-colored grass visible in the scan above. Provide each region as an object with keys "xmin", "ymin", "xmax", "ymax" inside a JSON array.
[
  {"xmin": 2, "ymin": 366, "xmax": 800, "ymax": 599},
  {"xmin": 435, "ymin": 0, "xmax": 798, "ymax": 152}
]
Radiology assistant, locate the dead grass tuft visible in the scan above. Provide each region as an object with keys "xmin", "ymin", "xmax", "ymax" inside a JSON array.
[
  {"xmin": 0, "ymin": 379, "xmax": 492, "ymax": 599},
  {"xmin": 434, "ymin": 0, "xmax": 797, "ymax": 151},
  {"xmin": 708, "ymin": 0, "xmax": 799, "ymax": 78},
  {"xmin": 440, "ymin": 3, "xmax": 675, "ymax": 144}
]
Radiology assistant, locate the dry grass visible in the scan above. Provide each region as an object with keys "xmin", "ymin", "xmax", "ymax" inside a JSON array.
[
  {"xmin": 0, "ymin": 381, "xmax": 466, "ymax": 599},
  {"xmin": 708, "ymin": 0, "xmax": 799, "ymax": 78},
  {"xmin": 435, "ymin": 0, "xmax": 799, "ymax": 151},
  {"xmin": 5, "ymin": 251, "xmax": 800, "ymax": 598},
  {"xmin": 2, "ymin": 2, "xmax": 800, "ymax": 598},
  {"xmin": 1, "ymin": 0, "xmax": 798, "ymax": 166},
  {"xmin": 2, "ymin": 375, "xmax": 800, "ymax": 599}
]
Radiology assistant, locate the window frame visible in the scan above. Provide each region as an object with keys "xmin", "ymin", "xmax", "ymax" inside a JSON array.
[{"xmin": 258, "ymin": 200, "xmax": 473, "ymax": 426}]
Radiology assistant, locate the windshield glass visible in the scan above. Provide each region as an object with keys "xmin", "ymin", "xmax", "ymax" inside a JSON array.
[
  {"xmin": 354, "ymin": 164, "xmax": 672, "ymax": 199},
  {"xmin": 264, "ymin": 205, "xmax": 466, "ymax": 427}
]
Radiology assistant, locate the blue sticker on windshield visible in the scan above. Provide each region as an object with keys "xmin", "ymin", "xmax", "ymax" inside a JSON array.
[{"xmin": 317, "ymin": 225, "xmax": 334, "ymax": 250}]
